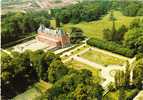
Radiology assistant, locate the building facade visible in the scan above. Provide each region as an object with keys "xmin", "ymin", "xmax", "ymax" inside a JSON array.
[{"xmin": 36, "ymin": 24, "xmax": 70, "ymax": 49}]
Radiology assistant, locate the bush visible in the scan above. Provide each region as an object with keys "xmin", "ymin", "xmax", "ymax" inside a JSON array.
[
  {"xmin": 126, "ymin": 89, "xmax": 139, "ymax": 100},
  {"xmin": 87, "ymin": 38, "xmax": 135, "ymax": 57}
]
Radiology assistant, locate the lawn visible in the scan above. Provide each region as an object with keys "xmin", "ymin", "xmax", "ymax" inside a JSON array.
[
  {"xmin": 62, "ymin": 11, "xmax": 143, "ymax": 39},
  {"xmin": 65, "ymin": 60, "xmax": 101, "ymax": 83},
  {"xmin": 103, "ymin": 89, "xmax": 139, "ymax": 100},
  {"xmin": 13, "ymin": 81, "xmax": 52, "ymax": 100},
  {"xmin": 80, "ymin": 49, "xmax": 126, "ymax": 66}
]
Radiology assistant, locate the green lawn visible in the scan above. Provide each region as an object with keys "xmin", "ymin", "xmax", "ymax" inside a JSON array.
[
  {"xmin": 62, "ymin": 11, "xmax": 143, "ymax": 39},
  {"xmin": 81, "ymin": 49, "xmax": 126, "ymax": 66},
  {"xmin": 65, "ymin": 60, "xmax": 101, "ymax": 83},
  {"xmin": 13, "ymin": 81, "xmax": 52, "ymax": 100},
  {"xmin": 103, "ymin": 89, "xmax": 139, "ymax": 100}
]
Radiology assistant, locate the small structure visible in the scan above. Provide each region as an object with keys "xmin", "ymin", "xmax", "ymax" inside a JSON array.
[{"xmin": 36, "ymin": 24, "xmax": 70, "ymax": 49}]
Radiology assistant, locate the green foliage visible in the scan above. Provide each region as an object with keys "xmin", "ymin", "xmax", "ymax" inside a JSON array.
[
  {"xmin": 1, "ymin": 11, "xmax": 51, "ymax": 46},
  {"xmin": 103, "ymin": 24, "xmax": 127, "ymax": 42},
  {"xmin": 115, "ymin": 71, "xmax": 125, "ymax": 88},
  {"xmin": 123, "ymin": 27, "xmax": 143, "ymax": 54},
  {"xmin": 103, "ymin": 28, "xmax": 112, "ymax": 41},
  {"xmin": 133, "ymin": 58, "xmax": 143, "ymax": 89},
  {"xmin": 53, "ymin": 1, "xmax": 111, "ymax": 24},
  {"xmin": 1, "ymin": 51, "xmax": 38, "ymax": 99},
  {"xmin": 124, "ymin": 61, "xmax": 130, "ymax": 88},
  {"xmin": 115, "ymin": 25, "xmax": 128, "ymax": 41},
  {"xmin": 70, "ymin": 27, "xmax": 85, "ymax": 44},
  {"xmin": 129, "ymin": 18, "xmax": 143, "ymax": 29},
  {"xmin": 1, "ymin": 50, "xmax": 59, "ymax": 99},
  {"xmin": 118, "ymin": 88, "xmax": 125, "ymax": 100},
  {"xmin": 87, "ymin": 38, "xmax": 135, "ymax": 57},
  {"xmin": 119, "ymin": 1, "xmax": 143, "ymax": 16},
  {"xmin": 46, "ymin": 69, "xmax": 103, "ymax": 100},
  {"xmin": 48, "ymin": 60, "xmax": 68, "ymax": 83}
]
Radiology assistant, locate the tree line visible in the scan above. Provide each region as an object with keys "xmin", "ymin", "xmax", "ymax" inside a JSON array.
[
  {"xmin": 102, "ymin": 15, "xmax": 143, "ymax": 55},
  {"xmin": 52, "ymin": 1, "xmax": 112, "ymax": 24},
  {"xmin": 1, "ymin": 50, "xmax": 103, "ymax": 100},
  {"xmin": 112, "ymin": 55, "xmax": 143, "ymax": 99},
  {"xmin": 1, "ymin": 50, "xmax": 58, "ymax": 99},
  {"xmin": 1, "ymin": 11, "xmax": 51, "ymax": 46},
  {"xmin": 118, "ymin": 1, "xmax": 143, "ymax": 16}
]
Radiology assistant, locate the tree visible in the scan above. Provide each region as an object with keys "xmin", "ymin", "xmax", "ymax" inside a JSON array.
[
  {"xmin": 115, "ymin": 70, "xmax": 125, "ymax": 88},
  {"xmin": 1, "ymin": 51, "xmax": 37, "ymax": 99},
  {"xmin": 1, "ymin": 11, "xmax": 51, "ymax": 46},
  {"xmin": 70, "ymin": 27, "xmax": 85, "ymax": 44},
  {"xmin": 73, "ymin": 84, "xmax": 104, "ymax": 100},
  {"xmin": 46, "ymin": 68, "xmax": 103, "ymax": 100},
  {"xmin": 133, "ymin": 58, "xmax": 143, "ymax": 89},
  {"xmin": 48, "ymin": 60, "xmax": 68, "ymax": 83},
  {"xmin": 30, "ymin": 50, "xmax": 45, "ymax": 80},
  {"xmin": 124, "ymin": 61, "xmax": 130, "ymax": 88},
  {"xmin": 109, "ymin": 11, "xmax": 117, "ymax": 41},
  {"xmin": 130, "ymin": 18, "xmax": 141, "ymax": 29},
  {"xmin": 54, "ymin": 1, "xmax": 111, "ymax": 24},
  {"xmin": 123, "ymin": 28, "xmax": 143, "ymax": 53},
  {"xmin": 118, "ymin": 87, "xmax": 125, "ymax": 100},
  {"xmin": 115, "ymin": 25, "xmax": 128, "ymax": 41},
  {"xmin": 120, "ymin": 1, "xmax": 143, "ymax": 16},
  {"xmin": 55, "ymin": 17, "xmax": 60, "ymax": 27},
  {"xmin": 103, "ymin": 28, "xmax": 112, "ymax": 41}
]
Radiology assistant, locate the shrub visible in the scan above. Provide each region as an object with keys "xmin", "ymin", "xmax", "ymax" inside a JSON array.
[{"xmin": 87, "ymin": 38, "xmax": 135, "ymax": 57}]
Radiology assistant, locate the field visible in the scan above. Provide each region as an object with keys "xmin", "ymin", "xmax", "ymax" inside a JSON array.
[
  {"xmin": 62, "ymin": 11, "xmax": 143, "ymax": 39},
  {"xmin": 65, "ymin": 60, "xmax": 101, "ymax": 83},
  {"xmin": 80, "ymin": 49, "xmax": 126, "ymax": 66},
  {"xmin": 13, "ymin": 81, "xmax": 52, "ymax": 100}
]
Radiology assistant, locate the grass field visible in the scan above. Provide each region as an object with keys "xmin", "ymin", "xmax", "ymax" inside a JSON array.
[
  {"xmin": 13, "ymin": 81, "xmax": 52, "ymax": 100},
  {"xmin": 65, "ymin": 60, "xmax": 101, "ymax": 83},
  {"xmin": 58, "ymin": 11, "xmax": 143, "ymax": 39},
  {"xmin": 80, "ymin": 49, "xmax": 126, "ymax": 66},
  {"xmin": 103, "ymin": 89, "xmax": 139, "ymax": 100}
]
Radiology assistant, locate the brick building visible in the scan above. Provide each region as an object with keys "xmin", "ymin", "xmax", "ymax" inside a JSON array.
[{"xmin": 36, "ymin": 24, "xmax": 70, "ymax": 49}]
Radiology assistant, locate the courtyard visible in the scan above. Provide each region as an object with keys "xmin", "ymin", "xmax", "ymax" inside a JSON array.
[{"xmin": 12, "ymin": 39, "xmax": 52, "ymax": 52}]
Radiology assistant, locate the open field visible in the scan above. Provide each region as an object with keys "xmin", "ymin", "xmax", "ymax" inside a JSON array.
[
  {"xmin": 80, "ymin": 49, "xmax": 126, "ymax": 66},
  {"xmin": 13, "ymin": 81, "xmax": 52, "ymax": 100},
  {"xmin": 65, "ymin": 60, "xmax": 101, "ymax": 82},
  {"xmin": 62, "ymin": 11, "xmax": 143, "ymax": 39}
]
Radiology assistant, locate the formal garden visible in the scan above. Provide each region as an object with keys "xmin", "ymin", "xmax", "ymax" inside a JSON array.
[{"xmin": 80, "ymin": 48, "xmax": 127, "ymax": 66}]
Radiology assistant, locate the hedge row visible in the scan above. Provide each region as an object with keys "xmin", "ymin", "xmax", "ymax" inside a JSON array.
[
  {"xmin": 87, "ymin": 38, "xmax": 135, "ymax": 58},
  {"xmin": 2, "ymin": 34, "xmax": 36, "ymax": 48}
]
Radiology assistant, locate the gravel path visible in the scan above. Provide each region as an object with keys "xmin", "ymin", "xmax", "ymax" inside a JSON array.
[{"xmin": 73, "ymin": 56, "xmax": 125, "ymax": 88}]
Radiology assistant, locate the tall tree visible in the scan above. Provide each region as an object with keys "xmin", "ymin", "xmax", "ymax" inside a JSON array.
[
  {"xmin": 133, "ymin": 58, "xmax": 143, "ymax": 89},
  {"xmin": 48, "ymin": 60, "xmax": 68, "ymax": 83},
  {"xmin": 125, "ymin": 61, "xmax": 130, "ymax": 88}
]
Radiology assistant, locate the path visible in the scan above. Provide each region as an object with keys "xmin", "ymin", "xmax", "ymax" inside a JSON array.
[
  {"xmin": 62, "ymin": 47, "xmax": 89, "ymax": 63},
  {"xmin": 73, "ymin": 56, "xmax": 125, "ymax": 89},
  {"xmin": 133, "ymin": 90, "xmax": 143, "ymax": 100},
  {"xmin": 1, "ymin": 49, "xmax": 13, "ymax": 58}
]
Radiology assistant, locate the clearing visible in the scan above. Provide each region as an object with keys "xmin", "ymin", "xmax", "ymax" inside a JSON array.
[{"xmin": 59, "ymin": 11, "xmax": 143, "ymax": 39}]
